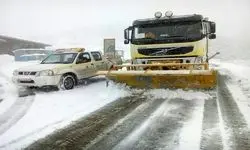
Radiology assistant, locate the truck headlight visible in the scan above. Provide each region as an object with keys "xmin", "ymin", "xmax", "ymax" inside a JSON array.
[
  {"xmin": 13, "ymin": 70, "xmax": 18, "ymax": 76},
  {"xmin": 38, "ymin": 70, "xmax": 54, "ymax": 76}
]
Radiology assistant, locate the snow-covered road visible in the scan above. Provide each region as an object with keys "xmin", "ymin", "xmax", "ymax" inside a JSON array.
[
  {"xmin": 25, "ymin": 74, "xmax": 250, "ymax": 150},
  {"xmin": 0, "ymin": 55, "xmax": 250, "ymax": 150}
]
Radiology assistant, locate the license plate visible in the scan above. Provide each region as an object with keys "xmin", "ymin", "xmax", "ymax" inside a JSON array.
[{"xmin": 18, "ymin": 78, "xmax": 32, "ymax": 81}]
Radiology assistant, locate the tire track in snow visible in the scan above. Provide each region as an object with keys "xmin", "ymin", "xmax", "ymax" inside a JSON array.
[
  {"xmin": 200, "ymin": 91, "xmax": 223, "ymax": 150},
  {"xmin": 113, "ymin": 98, "xmax": 200, "ymax": 150},
  {"xmin": 85, "ymin": 97, "xmax": 166, "ymax": 150},
  {"xmin": 0, "ymin": 95, "xmax": 35, "ymax": 135},
  {"xmin": 27, "ymin": 94, "xmax": 147, "ymax": 150},
  {"xmin": 217, "ymin": 74, "xmax": 250, "ymax": 150}
]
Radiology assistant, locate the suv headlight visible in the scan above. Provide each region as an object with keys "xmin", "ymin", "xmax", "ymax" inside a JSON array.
[
  {"xmin": 13, "ymin": 70, "xmax": 18, "ymax": 76},
  {"xmin": 38, "ymin": 70, "xmax": 54, "ymax": 76}
]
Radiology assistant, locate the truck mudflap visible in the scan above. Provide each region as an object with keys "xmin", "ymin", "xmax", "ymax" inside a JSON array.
[{"xmin": 97, "ymin": 69, "xmax": 217, "ymax": 89}]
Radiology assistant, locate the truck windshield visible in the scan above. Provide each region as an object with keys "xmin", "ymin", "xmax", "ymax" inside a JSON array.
[
  {"xmin": 132, "ymin": 21, "xmax": 203, "ymax": 44},
  {"xmin": 41, "ymin": 53, "xmax": 77, "ymax": 64}
]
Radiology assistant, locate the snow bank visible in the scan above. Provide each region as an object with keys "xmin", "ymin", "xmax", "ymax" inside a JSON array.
[
  {"xmin": 0, "ymin": 81, "xmax": 132, "ymax": 149},
  {"xmin": 0, "ymin": 76, "xmax": 17, "ymax": 115},
  {"xmin": 0, "ymin": 55, "xmax": 19, "ymax": 115},
  {"xmin": 0, "ymin": 55, "xmax": 41, "ymax": 115}
]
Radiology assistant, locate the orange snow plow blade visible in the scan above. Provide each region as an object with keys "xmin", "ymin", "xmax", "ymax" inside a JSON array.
[{"xmin": 97, "ymin": 63, "xmax": 217, "ymax": 89}]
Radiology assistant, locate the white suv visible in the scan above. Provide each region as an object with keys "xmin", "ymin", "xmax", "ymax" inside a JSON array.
[{"xmin": 12, "ymin": 48, "xmax": 108, "ymax": 90}]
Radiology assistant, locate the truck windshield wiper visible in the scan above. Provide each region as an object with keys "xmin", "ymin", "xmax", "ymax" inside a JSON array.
[{"xmin": 161, "ymin": 35, "xmax": 185, "ymax": 39}]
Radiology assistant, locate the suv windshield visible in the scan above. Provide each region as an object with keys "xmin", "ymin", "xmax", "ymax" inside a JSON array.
[
  {"xmin": 41, "ymin": 53, "xmax": 77, "ymax": 64},
  {"xmin": 132, "ymin": 21, "xmax": 203, "ymax": 44},
  {"xmin": 13, "ymin": 49, "xmax": 53, "ymax": 61}
]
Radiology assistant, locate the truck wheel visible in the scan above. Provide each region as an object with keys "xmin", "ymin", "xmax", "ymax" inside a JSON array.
[{"xmin": 59, "ymin": 75, "xmax": 75, "ymax": 90}]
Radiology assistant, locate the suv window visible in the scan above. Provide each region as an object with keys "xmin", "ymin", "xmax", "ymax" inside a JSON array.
[
  {"xmin": 91, "ymin": 52, "xmax": 102, "ymax": 61},
  {"xmin": 76, "ymin": 53, "xmax": 91, "ymax": 64}
]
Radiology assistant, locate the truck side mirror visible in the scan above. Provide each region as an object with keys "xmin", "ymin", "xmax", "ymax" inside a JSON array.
[
  {"xmin": 209, "ymin": 33, "xmax": 216, "ymax": 39},
  {"xmin": 124, "ymin": 28, "xmax": 129, "ymax": 40},
  {"xmin": 124, "ymin": 26, "xmax": 132, "ymax": 44},
  {"xmin": 124, "ymin": 39, "xmax": 129, "ymax": 44},
  {"xmin": 209, "ymin": 22, "xmax": 216, "ymax": 33}
]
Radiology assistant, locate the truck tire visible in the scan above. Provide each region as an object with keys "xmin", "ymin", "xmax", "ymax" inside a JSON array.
[{"xmin": 59, "ymin": 75, "xmax": 75, "ymax": 90}]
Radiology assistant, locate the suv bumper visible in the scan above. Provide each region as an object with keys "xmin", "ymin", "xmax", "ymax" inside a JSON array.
[{"xmin": 12, "ymin": 75, "xmax": 61, "ymax": 87}]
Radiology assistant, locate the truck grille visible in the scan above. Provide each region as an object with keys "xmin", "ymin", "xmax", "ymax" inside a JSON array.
[
  {"xmin": 18, "ymin": 72, "xmax": 37, "ymax": 76},
  {"xmin": 138, "ymin": 46, "xmax": 194, "ymax": 56}
]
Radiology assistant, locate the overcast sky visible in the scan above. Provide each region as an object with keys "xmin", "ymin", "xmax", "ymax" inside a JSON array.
[{"xmin": 0, "ymin": 0, "xmax": 250, "ymax": 57}]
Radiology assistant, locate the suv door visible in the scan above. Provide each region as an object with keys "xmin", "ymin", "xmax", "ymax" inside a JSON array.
[
  {"xmin": 74, "ymin": 53, "xmax": 96, "ymax": 79},
  {"xmin": 91, "ymin": 51, "xmax": 107, "ymax": 70}
]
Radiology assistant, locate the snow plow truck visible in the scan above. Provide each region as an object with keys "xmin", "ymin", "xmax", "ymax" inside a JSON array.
[{"xmin": 98, "ymin": 11, "xmax": 217, "ymax": 89}]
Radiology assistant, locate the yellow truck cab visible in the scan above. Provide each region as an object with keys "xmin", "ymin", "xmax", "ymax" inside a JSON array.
[
  {"xmin": 98, "ymin": 12, "xmax": 217, "ymax": 89},
  {"xmin": 12, "ymin": 48, "xmax": 108, "ymax": 90},
  {"xmin": 124, "ymin": 11, "xmax": 216, "ymax": 65}
]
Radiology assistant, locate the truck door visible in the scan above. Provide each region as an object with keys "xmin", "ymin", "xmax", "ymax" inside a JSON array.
[
  {"xmin": 74, "ymin": 52, "xmax": 96, "ymax": 79},
  {"xmin": 91, "ymin": 51, "xmax": 107, "ymax": 70}
]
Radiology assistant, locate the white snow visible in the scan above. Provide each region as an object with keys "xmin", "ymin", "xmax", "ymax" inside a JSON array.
[
  {"xmin": 0, "ymin": 55, "xmax": 38, "ymax": 115},
  {"xmin": 0, "ymin": 55, "xmax": 19, "ymax": 115},
  {"xmin": 212, "ymin": 59, "xmax": 250, "ymax": 128},
  {"xmin": 216, "ymin": 89, "xmax": 230, "ymax": 150},
  {"xmin": 211, "ymin": 59, "xmax": 250, "ymax": 149},
  {"xmin": 115, "ymin": 89, "xmax": 211, "ymax": 149},
  {"xmin": 144, "ymin": 89, "xmax": 212, "ymax": 101},
  {"xmin": 0, "ymin": 81, "xmax": 131, "ymax": 149},
  {"xmin": 114, "ymin": 95, "xmax": 177, "ymax": 150}
]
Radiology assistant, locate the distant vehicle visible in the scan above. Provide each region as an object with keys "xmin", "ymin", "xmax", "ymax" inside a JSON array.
[
  {"xmin": 12, "ymin": 48, "xmax": 109, "ymax": 90},
  {"xmin": 13, "ymin": 49, "xmax": 53, "ymax": 62}
]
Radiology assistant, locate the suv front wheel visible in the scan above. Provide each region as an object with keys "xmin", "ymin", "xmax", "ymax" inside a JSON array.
[{"xmin": 59, "ymin": 75, "xmax": 75, "ymax": 90}]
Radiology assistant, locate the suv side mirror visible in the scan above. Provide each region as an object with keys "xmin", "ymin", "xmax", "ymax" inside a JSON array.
[
  {"xmin": 209, "ymin": 33, "xmax": 216, "ymax": 39},
  {"xmin": 209, "ymin": 22, "xmax": 216, "ymax": 33}
]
